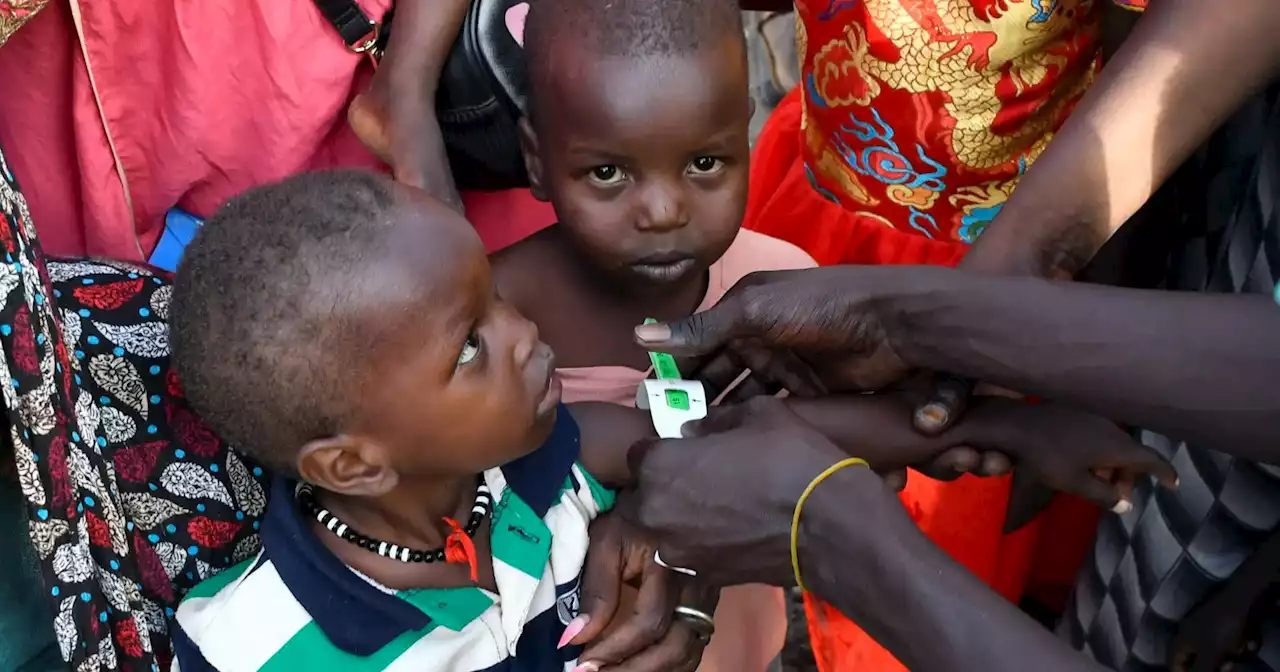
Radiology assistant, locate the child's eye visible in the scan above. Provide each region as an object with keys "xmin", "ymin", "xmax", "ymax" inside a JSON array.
[
  {"xmin": 458, "ymin": 332, "xmax": 481, "ymax": 366},
  {"xmin": 688, "ymin": 157, "xmax": 724, "ymax": 175},
  {"xmin": 588, "ymin": 165, "xmax": 627, "ymax": 186}
]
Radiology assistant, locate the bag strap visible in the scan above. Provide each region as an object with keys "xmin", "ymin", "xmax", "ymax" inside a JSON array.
[{"xmin": 311, "ymin": 0, "xmax": 382, "ymax": 55}]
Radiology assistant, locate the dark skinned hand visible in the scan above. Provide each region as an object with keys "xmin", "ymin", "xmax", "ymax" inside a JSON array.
[
  {"xmin": 639, "ymin": 267, "xmax": 1007, "ymax": 487},
  {"xmin": 636, "ymin": 268, "xmax": 908, "ymax": 394},
  {"xmin": 950, "ymin": 397, "xmax": 1179, "ymax": 513},
  {"xmin": 620, "ymin": 396, "xmax": 884, "ymax": 588},
  {"xmin": 567, "ymin": 512, "xmax": 712, "ymax": 672}
]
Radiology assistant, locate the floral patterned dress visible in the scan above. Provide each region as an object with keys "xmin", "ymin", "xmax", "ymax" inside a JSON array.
[{"xmin": 0, "ymin": 143, "xmax": 267, "ymax": 672}]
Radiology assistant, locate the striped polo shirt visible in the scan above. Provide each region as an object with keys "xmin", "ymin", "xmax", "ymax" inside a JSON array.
[{"xmin": 171, "ymin": 407, "xmax": 614, "ymax": 671}]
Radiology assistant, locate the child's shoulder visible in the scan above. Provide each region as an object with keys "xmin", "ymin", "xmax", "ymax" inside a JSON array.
[
  {"xmin": 708, "ymin": 229, "xmax": 817, "ymax": 299},
  {"xmin": 171, "ymin": 554, "xmax": 294, "ymax": 667},
  {"xmin": 490, "ymin": 227, "xmax": 572, "ymax": 309}
]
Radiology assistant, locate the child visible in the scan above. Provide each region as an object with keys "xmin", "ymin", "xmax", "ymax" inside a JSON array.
[
  {"xmin": 166, "ymin": 171, "xmax": 668, "ymax": 671},
  {"xmin": 491, "ymin": 1, "xmax": 812, "ymax": 668}
]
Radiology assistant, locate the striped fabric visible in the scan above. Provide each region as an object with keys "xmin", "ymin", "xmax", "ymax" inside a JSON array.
[{"xmin": 171, "ymin": 407, "xmax": 615, "ymax": 672}]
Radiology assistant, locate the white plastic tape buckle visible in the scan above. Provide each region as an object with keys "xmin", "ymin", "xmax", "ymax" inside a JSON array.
[{"xmin": 635, "ymin": 378, "xmax": 708, "ymax": 439}]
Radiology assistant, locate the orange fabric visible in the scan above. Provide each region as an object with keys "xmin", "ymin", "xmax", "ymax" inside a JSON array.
[{"xmin": 746, "ymin": 90, "xmax": 1097, "ymax": 671}]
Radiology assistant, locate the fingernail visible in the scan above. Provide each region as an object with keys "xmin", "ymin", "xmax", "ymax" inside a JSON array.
[
  {"xmin": 572, "ymin": 664, "xmax": 600, "ymax": 672},
  {"xmin": 1112, "ymin": 499, "xmax": 1132, "ymax": 515},
  {"xmin": 558, "ymin": 615, "xmax": 589, "ymax": 649},
  {"xmin": 915, "ymin": 404, "xmax": 949, "ymax": 430},
  {"xmin": 635, "ymin": 323, "xmax": 671, "ymax": 343}
]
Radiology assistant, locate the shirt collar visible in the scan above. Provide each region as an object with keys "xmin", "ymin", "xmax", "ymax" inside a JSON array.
[{"xmin": 259, "ymin": 404, "xmax": 580, "ymax": 655}]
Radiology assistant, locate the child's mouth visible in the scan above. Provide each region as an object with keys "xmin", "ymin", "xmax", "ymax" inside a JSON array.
[
  {"xmin": 535, "ymin": 365, "xmax": 563, "ymax": 416},
  {"xmin": 630, "ymin": 257, "xmax": 696, "ymax": 283}
]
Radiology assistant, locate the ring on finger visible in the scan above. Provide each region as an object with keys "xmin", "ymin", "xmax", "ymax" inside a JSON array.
[
  {"xmin": 673, "ymin": 605, "xmax": 716, "ymax": 640},
  {"xmin": 653, "ymin": 550, "xmax": 697, "ymax": 577}
]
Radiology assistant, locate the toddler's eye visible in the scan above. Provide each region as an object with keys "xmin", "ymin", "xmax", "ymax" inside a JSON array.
[
  {"xmin": 688, "ymin": 157, "xmax": 724, "ymax": 175},
  {"xmin": 588, "ymin": 165, "xmax": 627, "ymax": 186},
  {"xmin": 458, "ymin": 332, "xmax": 481, "ymax": 366}
]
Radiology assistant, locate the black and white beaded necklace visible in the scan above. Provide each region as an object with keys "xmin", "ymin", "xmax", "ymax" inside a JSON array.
[{"xmin": 295, "ymin": 481, "xmax": 492, "ymax": 565}]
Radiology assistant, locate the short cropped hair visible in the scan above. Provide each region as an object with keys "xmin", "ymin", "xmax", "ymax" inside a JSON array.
[
  {"xmin": 523, "ymin": 0, "xmax": 744, "ymax": 119},
  {"xmin": 171, "ymin": 170, "xmax": 400, "ymax": 475}
]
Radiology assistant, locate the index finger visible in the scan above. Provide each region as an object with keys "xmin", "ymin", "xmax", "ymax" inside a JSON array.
[{"xmin": 579, "ymin": 559, "xmax": 683, "ymax": 666}]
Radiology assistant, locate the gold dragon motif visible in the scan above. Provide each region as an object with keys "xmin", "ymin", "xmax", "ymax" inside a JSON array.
[{"xmin": 806, "ymin": 0, "xmax": 1098, "ymax": 170}]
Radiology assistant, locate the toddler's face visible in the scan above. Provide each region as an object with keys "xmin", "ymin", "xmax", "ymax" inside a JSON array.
[
  {"xmin": 527, "ymin": 38, "xmax": 751, "ymax": 290},
  {"xmin": 348, "ymin": 191, "xmax": 561, "ymax": 477}
]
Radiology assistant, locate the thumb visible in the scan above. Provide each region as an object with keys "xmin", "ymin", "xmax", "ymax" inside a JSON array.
[
  {"xmin": 634, "ymin": 301, "xmax": 743, "ymax": 357},
  {"xmin": 913, "ymin": 375, "xmax": 972, "ymax": 436}
]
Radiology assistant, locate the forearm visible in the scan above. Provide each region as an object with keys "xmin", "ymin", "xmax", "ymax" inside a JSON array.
[
  {"xmin": 381, "ymin": 0, "xmax": 469, "ymax": 94},
  {"xmin": 963, "ymin": 0, "xmax": 1280, "ymax": 278},
  {"xmin": 798, "ymin": 468, "xmax": 1105, "ymax": 672},
  {"xmin": 886, "ymin": 268, "xmax": 1280, "ymax": 458}
]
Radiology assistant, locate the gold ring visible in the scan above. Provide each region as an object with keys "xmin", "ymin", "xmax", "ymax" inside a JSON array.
[{"xmin": 673, "ymin": 605, "xmax": 715, "ymax": 639}]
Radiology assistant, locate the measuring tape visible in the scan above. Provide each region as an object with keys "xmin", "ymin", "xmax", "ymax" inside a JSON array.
[{"xmin": 634, "ymin": 319, "xmax": 708, "ymax": 438}]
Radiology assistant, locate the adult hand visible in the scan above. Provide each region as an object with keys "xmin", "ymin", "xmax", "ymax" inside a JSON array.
[
  {"xmin": 635, "ymin": 267, "xmax": 918, "ymax": 394},
  {"xmin": 566, "ymin": 513, "xmax": 711, "ymax": 672},
  {"xmin": 952, "ymin": 398, "xmax": 1179, "ymax": 513},
  {"xmin": 347, "ymin": 1, "xmax": 466, "ymax": 211},
  {"xmin": 621, "ymin": 396, "xmax": 895, "ymax": 587}
]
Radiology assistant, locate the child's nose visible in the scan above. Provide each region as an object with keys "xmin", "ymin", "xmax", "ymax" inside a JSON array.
[
  {"xmin": 636, "ymin": 182, "xmax": 689, "ymax": 232},
  {"xmin": 509, "ymin": 312, "xmax": 543, "ymax": 366}
]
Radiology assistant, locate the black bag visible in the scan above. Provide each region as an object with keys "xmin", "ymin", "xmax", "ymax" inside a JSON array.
[{"xmin": 312, "ymin": 0, "xmax": 531, "ymax": 192}]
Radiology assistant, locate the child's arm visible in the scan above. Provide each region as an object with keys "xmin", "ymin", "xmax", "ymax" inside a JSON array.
[
  {"xmin": 571, "ymin": 402, "xmax": 657, "ymax": 487},
  {"xmin": 571, "ymin": 395, "xmax": 953, "ymax": 487},
  {"xmin": 573, "ymin": 394, "xmax": 1176, "ymax": 510}
]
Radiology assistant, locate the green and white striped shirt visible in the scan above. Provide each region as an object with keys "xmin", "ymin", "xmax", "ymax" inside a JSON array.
[{"xmin": 172, "ymin": 408, "xmax": 614, "ymax": 672}]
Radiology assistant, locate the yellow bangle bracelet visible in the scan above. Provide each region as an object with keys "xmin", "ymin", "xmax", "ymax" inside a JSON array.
[{"xmin": 790, "ymin": 457, "xmax": 869, "ymax": 593}]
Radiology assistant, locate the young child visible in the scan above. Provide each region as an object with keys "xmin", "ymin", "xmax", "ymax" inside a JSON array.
[
  {"xmin": 166, "ymin": 171, "xmax": 653, "ymax": 671},
  {"xmin": 491, "ymin": 1, "xmax": 811, "ymax": 668}
]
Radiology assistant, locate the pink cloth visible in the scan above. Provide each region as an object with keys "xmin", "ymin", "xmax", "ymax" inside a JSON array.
[{"xmin": 0, "ymin": 0, "xmax": 554, "ymax": 260}]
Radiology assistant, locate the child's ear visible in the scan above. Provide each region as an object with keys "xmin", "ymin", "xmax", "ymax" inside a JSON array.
[
  {"xmin": 297, "ymin": 435, "xmax": 399, "ymax": 497},
  {"xmin": 518, "ymin": 117, "xmax": 548, "ymax": 202}
]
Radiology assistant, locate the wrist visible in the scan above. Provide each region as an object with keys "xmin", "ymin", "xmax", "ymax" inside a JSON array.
[
  {"xmin": 795, "ymin": 465, "xmax": 905, "ymax": 594},
  {"xmin": 873, "ymin": 266, "xmax": 967, "ymax": 372}
]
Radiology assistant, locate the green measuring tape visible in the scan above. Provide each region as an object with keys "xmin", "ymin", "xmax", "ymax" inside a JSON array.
[{"xmin": 643, "ymin": 319, "xmax": 689, "ymax": 410}]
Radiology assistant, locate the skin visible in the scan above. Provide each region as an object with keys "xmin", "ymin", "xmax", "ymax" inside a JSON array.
[
  {"xmin": 492, "ymin": 36, "xmax": 754, "ymax": 671},
  {"xmin": 295, "ymin": 188, "xmax": 560, "ymax": 592},
  {"xmin": 284, "ymin": 186, "xmax": 705, "ymax": 671},
  {"xmin": 964, "ymin": 0, "xmax": 1280, "ymax": 279},
  {"xmin": 625, "ymin": 265, "xmax": 1280, "ymax": 669},
  {"xmin": 637, "ymin": 266, "xmax": 1280, "ymax": 458},
  {"xmin": 619, "ymin": 400, "xmax": 1113, "ymax": 672},
  {"xmin": 494, "ymin": 36, "xmax": 750, "ymax": 371},
  {"xmin": 348, "ymin": 0, "xmax": 469, "ymax": 210}
]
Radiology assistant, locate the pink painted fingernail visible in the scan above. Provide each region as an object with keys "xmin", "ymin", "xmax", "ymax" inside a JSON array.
[
  {"xmin": 1112, "ymin": 499, "xmax": 1133, "ymax": 515},
  {"xmin": 572, "ymin": 663, "xmax": 600, "ymax": 672},
  {"xmin": 558, "ymin": 615, "xmax": 589, "ymax": 649}
]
